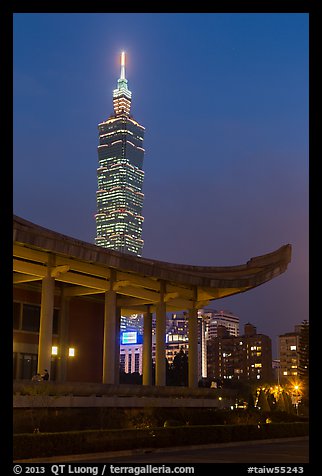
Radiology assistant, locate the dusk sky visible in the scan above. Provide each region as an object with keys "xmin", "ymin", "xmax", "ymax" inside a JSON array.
[{"xmin": 13, "ymin": 13, "xmax": 309, "ymax": 358}]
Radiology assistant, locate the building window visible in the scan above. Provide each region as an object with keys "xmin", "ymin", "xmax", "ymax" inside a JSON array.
[
  {"xmin": 135, "ymin": 353, "xmax": 140, "ymax": 373},
  {"xmin": 51, "ymin": 356, "xmax": 57, "ymax": 381},
  {"xmin": 13, "ymin": 302, "xmax": 21, "ymax": 329},
  {"xmin": 13, "ymin": 352, "xmax": 17, "ymax": 378},
  {"xmin": 19, "ymin": 304, "xmax": 59, "ymax": 334},
  {"xmin": 52, "ymin": 309, "xmax": 59, "ymax": 334},
  {"xmin": 18, "ymin": 353, "xmax": 38, "ymax": 380},
  {"xmin": 128, "ymin": 354, "xmax": 132, "ymax": 373},
  {"xmin": 22, "ymin": 304, "xmax": 40, "ymax": 332},
  {"xmin": 120, "ymin": 354, "xmax": 126, "ymax": 372}
]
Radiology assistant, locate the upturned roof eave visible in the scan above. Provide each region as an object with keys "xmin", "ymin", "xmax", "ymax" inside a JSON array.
[{"xmin": 13, "ymin": 215, "xmax": 292, "ymax": 290}]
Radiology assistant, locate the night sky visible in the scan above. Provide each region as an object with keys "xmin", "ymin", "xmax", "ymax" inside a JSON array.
[{"xmin": 13, "ymin": 13, "xmax": 309, "ymax": 358}]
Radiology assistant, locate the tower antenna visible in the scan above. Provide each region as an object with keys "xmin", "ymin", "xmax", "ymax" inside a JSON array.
[{"xmin": 120, "ymin": 51, "xmax": 126, "ymax": 80}]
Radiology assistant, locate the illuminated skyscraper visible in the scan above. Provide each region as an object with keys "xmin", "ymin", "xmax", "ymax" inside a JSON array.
[{"xmin": 95, "ymin": 52, "xmax": 145, "ymax": 255}]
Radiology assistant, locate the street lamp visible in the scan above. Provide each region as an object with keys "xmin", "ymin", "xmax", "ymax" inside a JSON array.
[{"xmin": 292, "ymin": 383, "xmax": 301, "ymax": 415}]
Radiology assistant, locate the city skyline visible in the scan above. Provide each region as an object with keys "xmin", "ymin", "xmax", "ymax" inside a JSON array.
[{"xmin": 13, "ymin": 13, "xmax": 309, "ymax": 358}]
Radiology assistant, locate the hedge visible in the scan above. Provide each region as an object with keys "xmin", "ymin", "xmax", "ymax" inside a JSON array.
[
  {"xmin": 14, "ymin": 406, "xmax": 307, "ymax": 435},
  {"xmin": 13, "ymin": 422, "xmax": 309, "ymax": 460}
]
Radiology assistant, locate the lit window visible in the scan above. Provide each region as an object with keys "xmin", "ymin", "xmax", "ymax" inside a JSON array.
[
  {"xmin": 290, "ymin": 345, "xmax": 297, "ymax": 351},
  {"xmin": 69, "ymin": 348, "xmax": 75, "ymax": 357},
  {"xmin": 51, "ymin": 346, "xmax": 58, "ymax": 355}
]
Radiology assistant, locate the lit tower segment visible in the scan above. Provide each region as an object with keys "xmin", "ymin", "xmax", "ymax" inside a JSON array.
[
  {"xmin": 113, "ymin": 51, "xmax": 132, "ymax": 116},
  {"xmin": 95, "ymin": 51, "xmax": 145, "ymax": 256}
]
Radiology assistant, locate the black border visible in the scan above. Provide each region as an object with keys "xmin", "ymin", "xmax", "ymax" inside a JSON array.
[{"xmin": 4, "ymin": 0, "xmax": 318, "ymax": 472}]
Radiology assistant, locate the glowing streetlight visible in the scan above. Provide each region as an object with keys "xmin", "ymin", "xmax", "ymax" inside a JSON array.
[{"xmin": 291, "ymin": 382, "xmax": 302, "ymax": 415}]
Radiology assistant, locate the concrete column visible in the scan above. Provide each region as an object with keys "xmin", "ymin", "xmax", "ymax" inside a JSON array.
[
  {"xmin": 188, "ymin": 307, "xmax": 199, "ymax": 388},
  {"xmin": 102, "ymin": 271, "xmax": 117, "ymax": 384},
  {"xmin": 143, "ymin": 305, "xmax": 152, "ymax": 386},
  {"xmin": 16, "ymin": 353, "xmax": 23, "ymax": 379},
  {"xmin": 155, "ymin": 281, "xmax": 166, "ymax": 386},
  {"xmin": 201, "ymin": 317, "xmax": 207, "ymax": 378},
  {"xmin": 56, "ymin": 288, "xmax": 70, "ymax": 382},
  {"xmin": 114, "ymin": 307, "xmax": 121, "ymax": 385},
  {"xmin": 37, "ymin": 269, "xmax": 55, "ymax": 377}
]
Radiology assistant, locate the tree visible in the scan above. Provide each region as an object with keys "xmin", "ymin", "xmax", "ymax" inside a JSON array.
[
  {"xmin": 275, "ymin": 392, "xmax": 287, "ymax": 412},
  {"xmin": 247, "ymin": 392, "xmax": 255, "ymax": 408},
  {"xmin": 119, "ymin": 371, "xmax": 142, "ymax": 384},
  {"xmin": 256, "ymin": 389, "xmax": 271, "ymax": 412},
  {"xmin": 266, "ymin": 391, "xmax": 276, "ymax": 411},
  {"xmin": 172, "ymin": 347, "xmax": 188, "ymax": 386},
  {"xmin": 275, "ymin": 390, "xmax": 294, "ymax": 413}
]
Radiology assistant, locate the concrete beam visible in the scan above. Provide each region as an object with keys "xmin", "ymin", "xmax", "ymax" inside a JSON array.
[
  {"xmin": 116, "ymin": 271, "xmax": 160, "ymax": 291},
  {"xmin": 197, "ymin": 286, "xmax": 251, "ymax": 301},
  {"xmin": 112, "ymin": 284, "xmax": 160, "ymax": 302},
  {"xmin": 55, "ymin": 256, "xmax": 111, "ymax": 279},
  {"xmin": 54, "ymin": 271, "xmax": 109, "ymax": 291},
  {"xmin": 13, "ymin": 259, "xmax": 47, "ymax": 278},
  {"xmin": 13, "ymin": 273, "xmax": 42, "ymax": 284},
  {"xmin": 13, "ymin": 244, "xmax": 49, "ymax": 264},
  {"xmin": 63, "ymin": 286, "xmax": 105, "ymax": 297}
]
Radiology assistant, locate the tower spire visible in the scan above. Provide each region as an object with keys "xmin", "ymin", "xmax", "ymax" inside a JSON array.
[
  {"xmin": 113, "ymin": 50, "xmax": 132, "ymax": 116},
  {"xmin": 120, "ymin": 51, "xmax": 126, "ymax": 80}
]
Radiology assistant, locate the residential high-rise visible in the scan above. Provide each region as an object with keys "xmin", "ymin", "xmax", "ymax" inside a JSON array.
[
  {"xmin": 207, "ymin": 323, "xmax": 273, "ymax": 382},
  {"xmin": 198, "ymin": 308, "xmax": 240, "ymax": 378},
  {"xmin": 198, "ymin": 309, "xmax": 240, "ymax": 338},
  {"xmin": 278, "ymin": 325, "xmax": 302, "ymax": 383},
  {"xmin": 95, "ymin": 51, "xmax": 145, "ymax": 255}
]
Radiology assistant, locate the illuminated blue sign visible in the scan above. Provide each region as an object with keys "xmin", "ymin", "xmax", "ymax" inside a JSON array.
[{"xmin": 121, "ymin": 331, "xmax": 138, "ymax": 345}]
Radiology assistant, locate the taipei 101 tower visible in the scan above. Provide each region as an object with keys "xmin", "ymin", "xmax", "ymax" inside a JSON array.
[{"xmin": 95, "ymin": 52, "xmax": 145, "ymax": 256}]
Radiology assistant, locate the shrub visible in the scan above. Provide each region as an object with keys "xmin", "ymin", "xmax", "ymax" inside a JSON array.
[
  {"xmin": 13, "ymin": 422, "xmax": 308, "ymax": 460},
  {"xmin": 163, "ymin": 420, "xmax": 184, "ymax": 427}
]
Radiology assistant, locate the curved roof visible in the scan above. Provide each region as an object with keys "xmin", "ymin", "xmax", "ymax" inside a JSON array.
[{"xmin": 13, "ymin": 215, "xmax": 292, "ymax": 313}]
